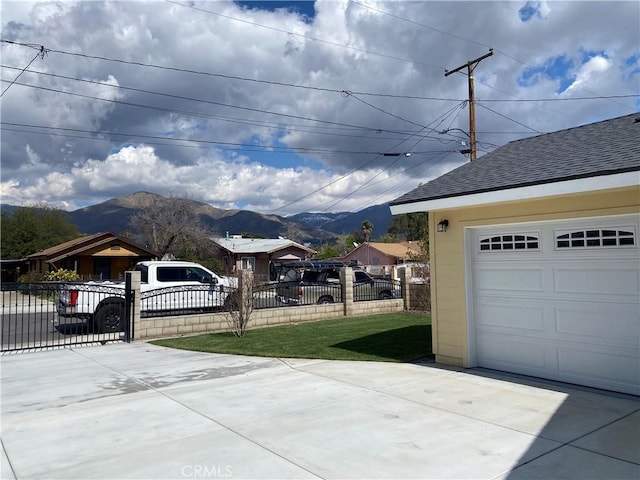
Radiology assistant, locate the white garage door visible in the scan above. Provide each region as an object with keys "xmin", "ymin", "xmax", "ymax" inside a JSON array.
[{"xmin": 470, "ymin": 214, "xmax": 640, "ymax": 395}]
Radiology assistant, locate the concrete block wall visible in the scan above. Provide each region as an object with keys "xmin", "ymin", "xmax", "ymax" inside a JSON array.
[
  {"xmin": 136, "ymin": 303, "xmax": 366, "ymax": 340},
  {"xmin": 137, "ymin": 312, "xmax": 229, "ymax": 339},
  {"xmin": 131, "ymin": 266, "xmax": 417, "ymax": 341}
]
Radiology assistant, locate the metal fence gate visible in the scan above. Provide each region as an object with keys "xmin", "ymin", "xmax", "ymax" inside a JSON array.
[{"xmin": 1, "ymin": 281, "xmax": 133, "ymax": 353}]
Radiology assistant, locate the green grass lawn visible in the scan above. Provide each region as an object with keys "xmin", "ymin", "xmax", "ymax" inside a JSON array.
[{"xmin": 151, "ymin": 312, "xmax": 432, "ymax": 362}]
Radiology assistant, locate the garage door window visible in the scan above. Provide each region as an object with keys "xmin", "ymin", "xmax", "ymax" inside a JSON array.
[
  {"xmin": 479, "ymin": 233, "xmax": 539, "ymax": 251},
  {"xmin": 556, "ymin": 228, "xmax": 636, "ymax": 248}
]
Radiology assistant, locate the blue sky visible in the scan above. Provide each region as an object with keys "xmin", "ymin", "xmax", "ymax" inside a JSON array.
[
  {"xmin": 236, "ymin": 1, "xmax": 316, "ymax": 19},
  {"xmin": 518, "ymin": 49, "xmax": 612, "ymax": 94},
  {"xmin": 1, "ymin": 1, "xmax": 638, "ymax": 214},
  {"xmin": 518, "ymin": 1, "xmax": 545, "ymax": 22}
]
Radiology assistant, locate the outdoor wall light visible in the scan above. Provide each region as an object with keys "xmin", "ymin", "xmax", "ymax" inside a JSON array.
[{"xmin": 437, "ymin": 219, "xmax": 449, "ymax": 233}]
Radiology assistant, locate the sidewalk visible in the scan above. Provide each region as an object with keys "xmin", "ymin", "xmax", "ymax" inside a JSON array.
[
  {"xmin": 2, "ymin": 343, "xmax": 639, "ymax": 479},
  {"xmin": 1, "ymin": 291, "xmax": 57, "ymax": 314}
]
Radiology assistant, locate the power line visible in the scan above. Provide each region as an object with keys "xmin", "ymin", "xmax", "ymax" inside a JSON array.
[
  {"xmin": 348, "ymin": 0, "xmax": 635, "ymax": 111},
  {"xmin": 0, "ymin": 41, "xmax": 456, "ymax": 101},
  {"xmin": 1, "ymin": 42, "xmax": 634, "ymax": 104},
  {"xmin": 0, "ymin": 77, "xmax": 411, "ymax": 136},
  {"xmin": 165, "ymin": 0, "xmax": 445, "ymax": 71},
  {"xmin": 307, "ymin": 104, "xmax": 467, "ymax": 213},
  {"xmin": 0, "ymin": 47, "xmax": 45, "ymax": 97},
  {"xmin": 349, "ymin": 0, "xmax": 491, "ymax": 51},
  {"xmin": 476, "ymin": 103, "xmax": 542, "ymax": 134},
  {"xmin": 349, "ymin": 151, "xmax": 455, "ymax": 212},
  {"xmin": 1, "ymin": 67, "xmax": 478, "ymax": 149},
  {"xmin": 343, "ymin": 91, "xmax": 440, "ymax": 132},
  {"xmin": 1, "ymin": 65, "xmax": 461, "ymax": 143},
  {"xmin": 0, "ymin": 122, "xmax": 452, "ymax": 156}
]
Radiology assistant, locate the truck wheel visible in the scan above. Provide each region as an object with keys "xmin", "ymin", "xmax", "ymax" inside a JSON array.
[
  {"xmin": 85, "ymin": 316, "xmax": 98, "ymax": 333},
  {"xmin": 95, "ymin": 299, "xmax": 125, "ymax": 333},
  {"xmin": 317, "ymin": 296, "xmax": 334, "ymax": 304},
  {"xmin": 378, "ymin": 291, "xmax": 393, "ymax": 299}
]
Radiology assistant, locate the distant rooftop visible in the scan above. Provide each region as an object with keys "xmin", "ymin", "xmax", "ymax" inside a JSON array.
[{"xmin": 212, "ymin": 236, "xmax": 315, "ymax": 254}]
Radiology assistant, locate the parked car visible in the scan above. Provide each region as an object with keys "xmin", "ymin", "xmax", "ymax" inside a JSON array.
[
  {"xmin": 274, "ymin": 261, "xmax": 399, "ymax": 305},
  {"xmin": 57, "ymin": 261, "xmax": 235, "ymax": 333}
]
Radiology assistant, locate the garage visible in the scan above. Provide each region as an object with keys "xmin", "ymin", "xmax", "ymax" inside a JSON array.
[
  {"xmin": 470, "ymin": 214, "xmax": 640, "ymax": 395},
  {"xmin": 389, "ymin": 113, "xmax": 640, "ymax": 395}
]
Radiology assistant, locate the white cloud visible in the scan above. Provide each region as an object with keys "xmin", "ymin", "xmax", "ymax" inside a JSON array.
[
  {"xmin": 565, "ymin": 55, "xmax": 611, "ymax": 93},
  {"xmin": 1, "ymin": 0, "xmax": 638, "ymax": 215}
]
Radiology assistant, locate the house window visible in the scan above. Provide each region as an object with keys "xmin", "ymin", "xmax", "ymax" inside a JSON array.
[
  {"xmin": 479, "ymin": 233, "xmax": 540, "ymax": 251},
  {"xmin": 556, "ymin": 228, "xmax": 636, "ymax": 248},
  {"xmin": 241, "ymin": 257, "xmax": 255, "ymax": 270}
]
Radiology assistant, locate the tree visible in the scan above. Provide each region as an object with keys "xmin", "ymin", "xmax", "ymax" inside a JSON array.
[
  {"xmin": 225, "ymin": 269, "xmax": 254, "ymax": 337},
  {"xmin": 1, "ymin": 204, "xmax": 80, "ymax": 259},
  {"xmin": 387, "ymin": 213, "xmax": 428, "ymax": 241},
  {"xmin": 130, "ymin": 195, "xmax": 218, "ymax": 261},
  {"xmin": 335, "ymin": 233, "xmax": 359, "ymax": 256},
  {"xmin": 361, "ymin": 221, "xmax": 373, "ymax": 242},
  {"xmin": 376, "ymin": 232, "xmax": 400, "ymax": 243},
  {"xmin": 315, "ymin": 243, "xmax": 340, "ymax": 259}
]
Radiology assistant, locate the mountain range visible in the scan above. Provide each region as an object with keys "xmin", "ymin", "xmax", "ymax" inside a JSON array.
[{"xmin": 1, "ymin": 192, "xmax": 393, "ymax": 245}]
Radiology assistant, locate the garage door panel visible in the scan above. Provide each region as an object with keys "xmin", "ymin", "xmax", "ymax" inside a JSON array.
[
  {"xmin": 554, "ymin": 303, "xmax": 640, "ymax": 347},
  {"xmin": 475, "ymin": 266, "xmax": 544, "ymax": 293},
  {"xmin": 476, "ymin": 300, "xmax": 545, "ymax": 332},
  {"xmin": 553, "ymin": 267, "xmax": 639, "ymax": 296},
  {"xmin": 470, "ymin": 214, "xmax": 640, "ymax": 395},
  {"xmin": 476, "ymin": 334, "xmax": 547, "ymax": 370},
  {"xmin": 558, "ymin": 347, "xmax": 640, "ymax": 395}
]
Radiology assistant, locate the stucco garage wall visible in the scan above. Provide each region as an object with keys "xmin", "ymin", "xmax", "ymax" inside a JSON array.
[{"xmin": 429, "ymin": 186, "xmax": 639, "ymax": 367}]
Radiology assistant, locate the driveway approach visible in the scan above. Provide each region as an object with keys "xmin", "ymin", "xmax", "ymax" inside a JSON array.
[{"xmin": 2, "ymin": 343, "xmax": 639, "ymax": 479}]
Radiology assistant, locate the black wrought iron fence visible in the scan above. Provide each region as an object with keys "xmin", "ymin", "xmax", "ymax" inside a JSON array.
[
  {"xmin": 1, "ymin": 282, "xmax": 128, "ymax": 352},
  {"xmin": 353, "ymin": 278, "xmax": 402, "ymax": 302},
  {"xmin": 271, "ymin": 280, "xmax": 343, "ymax": 306},
  {"xmin": 141, "ymin": 284, "xmax": 236, "ymax": 317},
  {"xmin": 253, "ymin": 283, "xmax": 285, "ymax": 309}
]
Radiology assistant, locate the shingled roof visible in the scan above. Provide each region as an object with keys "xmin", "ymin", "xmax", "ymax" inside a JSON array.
[
  {"xmin": 213, "ymin": 236, "xmax": 315, "ymax": 255},
  {"xmin": 390, "ymin": 113, "xmax": 640, "ymax": 207},
  {"xmin": 27, "ymin": 232, "xmax": 158, "ymax": 262}
]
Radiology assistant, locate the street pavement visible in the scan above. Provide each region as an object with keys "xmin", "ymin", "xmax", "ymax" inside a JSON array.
[{"xmin": 1, "ymin": 342, "xmax": 639, "ymax": 479}]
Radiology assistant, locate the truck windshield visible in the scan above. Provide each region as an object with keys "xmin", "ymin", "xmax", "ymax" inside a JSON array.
[{"xmin": 134, "ymin": 264, "xmax": 149, "ymax": 283}]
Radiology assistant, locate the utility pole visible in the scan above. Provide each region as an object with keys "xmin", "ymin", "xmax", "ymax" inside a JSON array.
[{"xmin": 445, "ymin": 49, "xmax": 493, "ymax": 161}]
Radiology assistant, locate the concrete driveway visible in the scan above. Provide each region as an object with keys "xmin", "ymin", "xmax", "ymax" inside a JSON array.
[{"xmin": 2, "ymin": 343, "xmax": 638, "ymax": 479}]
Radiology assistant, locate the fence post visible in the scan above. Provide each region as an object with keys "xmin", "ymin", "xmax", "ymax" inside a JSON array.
[
  {"xmin": 126, "ymin": 270, "xmax": 141, "ymax": 341},
  {"xmin": 400, "ymin": 266, "xmax": 411, "ymax": 311},
  {"xmin": 341, "ymin": 267, "xmax": 353, "ymax": 317}
]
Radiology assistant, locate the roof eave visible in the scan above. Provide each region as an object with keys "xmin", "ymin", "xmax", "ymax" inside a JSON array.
[{"xmin": 390, "ymin": 171, "xmax": 639, "ymax": 215}]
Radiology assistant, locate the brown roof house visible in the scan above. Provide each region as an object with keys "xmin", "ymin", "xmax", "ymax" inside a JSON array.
[
  {"xmin": 27, "ymin": 232, "xmax": 158, "ymax": 280},
  {"xmin": 341, "ymin": 241, "xmax": 424, "ymax": 277},
  {"xmin": 389, "ymin": 113, "xmax": 639, "ymax": 395}
]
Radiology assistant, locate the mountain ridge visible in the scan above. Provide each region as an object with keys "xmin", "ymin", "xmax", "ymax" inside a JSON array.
[{"xmin": 2, "ymin": 192, "xmax": 393, "ymax": 244}]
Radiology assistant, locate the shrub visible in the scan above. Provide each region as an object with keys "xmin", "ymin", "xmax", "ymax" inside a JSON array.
[
  {"xmin": 17, "ymin": 271, "xmax": 46, "ymax": 283},
  {"xmin": 44, "ymin": 268, "xmax": 80, "ymax": 281}
]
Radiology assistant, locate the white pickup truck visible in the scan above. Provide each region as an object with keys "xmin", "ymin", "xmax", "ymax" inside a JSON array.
[{"xmin": 56, "ymin": 261, "xmax": 235, "ymax": 333}]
